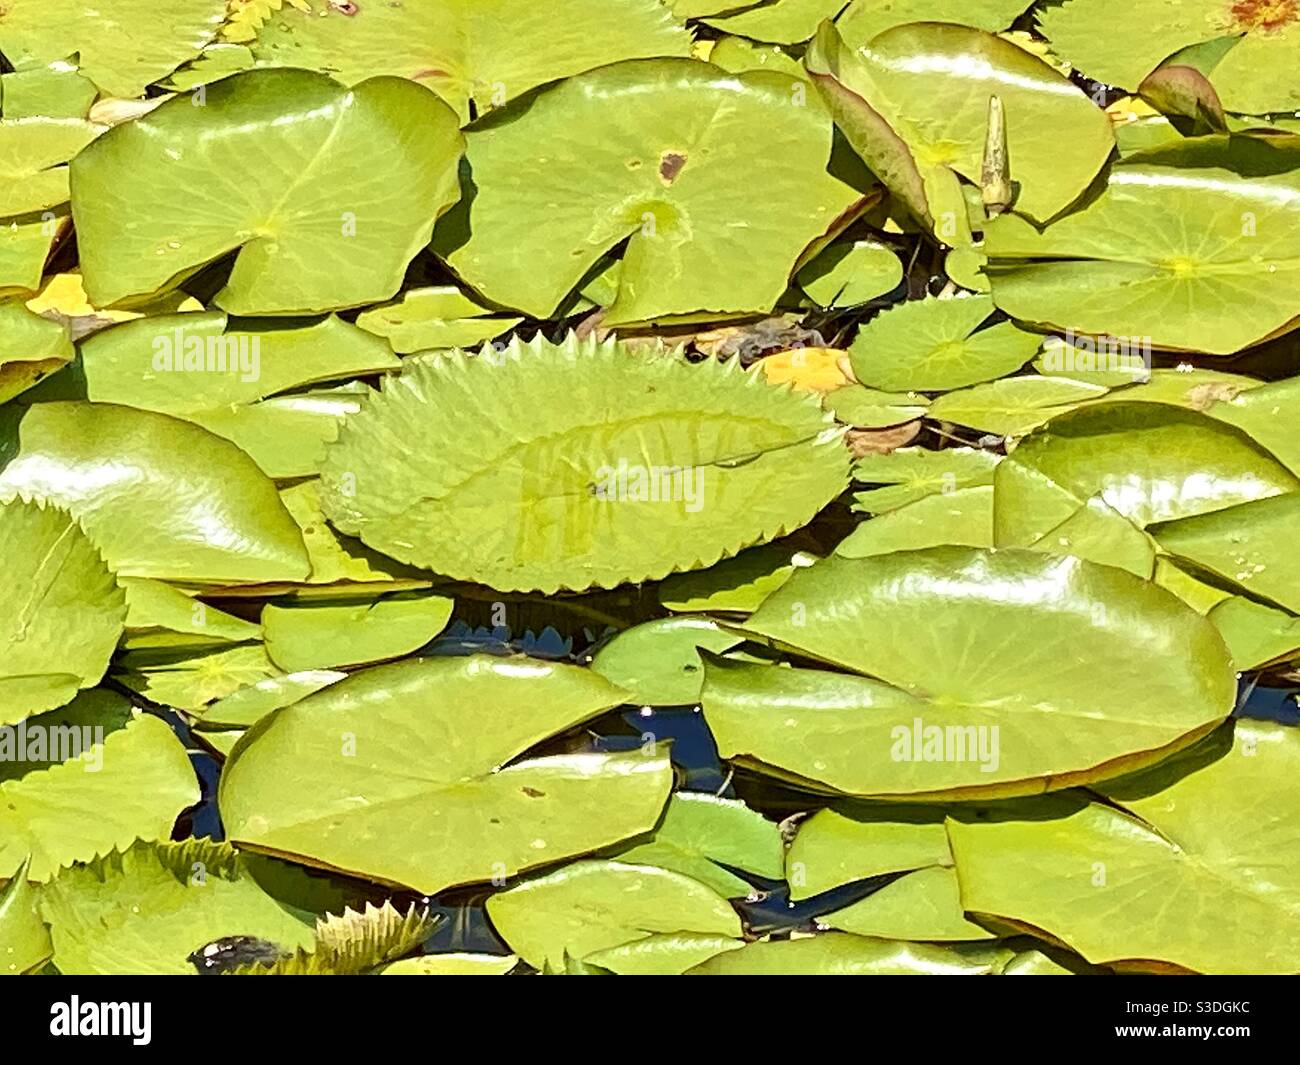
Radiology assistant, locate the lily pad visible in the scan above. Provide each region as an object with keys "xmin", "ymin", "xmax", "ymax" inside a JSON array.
[
  {"xmin": 823, "ymin": 384, "xmax": 931, "ymax": 427},
  {"xmin": 685, "ymin": 932, "xmax": 1015, "ymax": 974},
  {"xmin": 0, "ymin": 402, "xmax": 311, "ymax": 584},
  {"xmin": 703, "ymin": 0, "xmax": 848, "ymax": 44},
  {"xmin": 0, "ymin": 857, "xmax": 50, "ymax": 974},
  {"xmin": 948, "ymin": 720, "xmax": 1300, "ymax": 974},
  {"xmin": 0, "ymin": 300, "xmax": 74, "ymax": 403},
  {"xmin": 355, "ymin": 286, "xmax": 521, "ymax": 355},
  {"xmin": 836, "ymin": 0, "xmax": 1034, "ymax": 47},
  {"xmin": 115, "ymin": 642, "xmax": 282, "ymax": 712},
  {"xmin": 434, "ymin": 59, "xmax": 861, "ymax": 322},
  {"xmin": 849, "ymin": 294, "xmax": 1043, "ymax": 391},
  {"xmin": 582, "ymin": 933, "xmax": 744, "ymax": 976},
  {"xmin": 1206, "ymin": 596, "xmax": 1300, "ymax": 670},
  {"xmin": 797, "ymin": 238, "xmax": 903, "ymax": 307},
  {"xmin": 835, "ymin": 484, "xmax": 993, "ymax": 557},
  {"xmin": 926, "ymin": 374, "xmax": 1108, "ymax": 436},
  {"xmin": 851, "ymin": 446, "xmax": 1001, "ymax": 513},
  {"xmin": 379, "ymin": 952, "xmax": 519, "ymax": 977},
  {"xmin": 0, "ymin": 498, "xmax": 125, "ymax": 722},
  {"xmin": 220, "ymin": 655, "xmax": 673, "ymax": 893},
  {"xmin": 591, "ymin": 618, "xmax": 745, "ymax": 706},
  {"xmin": 319, "ymin": 335, "xmax": 848, "ymax": 593},
  {"xmin": 659, "ymin": 541, "xmax": 819, "ymax": 614},
  {"xmin": 71, "ymin": 69, "xmax": 465, "ymax": 314},
  {"xmin": 0, "ymin": 118, "xmax": 101, "ymax": 217},
  {"xmin": 248, "ymin": 0, "xmax": 693, "ymax": 121},
  {"xmin": 485, "ymin": 860, "xmax": 742, "ymax": 969},
  {"xmin": 709, "ymin": 547, "xmax": 1235, "ymax": 799}
]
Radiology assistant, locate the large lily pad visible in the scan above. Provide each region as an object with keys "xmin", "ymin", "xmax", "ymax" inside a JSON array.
[
  {"xmin": 0, "ymin": 402, "xmax": 310, "ymax": 584},
  {"xmin": 0, "ymin": 498, "xmax": 125, "ymax": 722},
  {"xmin": 708, "ymin": 547, "xmax": 1235, "ymax": 799},
  {"xmin": 319, "ymin": 335, "xmax": 848, "ymax": 593},
  {"xmin": 983, "ymin": 161, "xmax": 1300, "ymax": 354},
  {"xmin": 249, "ymin": 0, "xmax": 693, "ymax": 121},
  {"xmin": 434, "ymin": 59, "xmax": 861, "ymax": 322},
  {"xmin": 948, "ymin": 720, "xmax": 1300, "ymax": 974},
  {"xmin": 0, "ymin": 0, "xmax": 227, "ymax": 98},
  {"xmin": 71, "ymin": 69, "xmax": 464, "ymax": 314},
  {"xmin": 485, "ymin": 860, "xmax": 742, "ymax": 969},
  {"xmin": 220, "ymin": 655, "xmax": 673, "ymax": 893}
]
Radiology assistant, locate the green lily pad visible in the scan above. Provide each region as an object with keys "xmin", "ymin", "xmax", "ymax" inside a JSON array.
[
  {"xmin": 0, "ymin": 498, "xmax": 125, "ymax": 722},
  {"xmin": 0, "ymin": 402, "xmax": 310, "ymax": 584},
  {"xmin": 849, "ymin": 294, "xmax": 1043, "ymax": 391},
  {"xmin": 319, "ymin": 335, "xmax": 848, "ymax": 593},
  {"xmin": 262, "ymin": 591, "xmax": 454, "ymax": 672},
  {"xmin": 0, "ymin": 207, "xmax": 69, "ymax": 295},
  {"xmin": 0, "ymin": 857, "xmax": 50, "ymax": 974},
  {"xmin": 983, "ymin": 161, "xmax": 1300, "ymax": 354},
  {"xmin": 0, "ymin": 299, "xmax": 74, "ymax": 403},
  {"xmin": 613, "ymin": 792, "xmax": 785, "ymax": 896},
  {"xmin": 0, "ymin": 690, "xmax": 132, "ymax": 784},
  {"xmin": 948, "ymin": 720, "xmax": 1300, "ymax": 974},
  {"xmin": 120, "ymin": 578, "xmax": 260, "ymax": 649},
  {"xmin": 0, "ymin": 118, "xmax": 101, "ymax": 217},
  {"xmin": 685, "ymin": 932, "xmax": 1015, "ymax": 974},
  {"xmin": 582, "ymin": 933, "xmax": 744, "ymax": 976},
  {"xmin": 659, "ymin": 541, "xmax": 819, "ymax": 614},
  {"xmin": 195, "ymin": 669, "xmax": 347, "ymax": 732},
  {"xmin": 379, "ymin": 952, "xmax": 519, "ymax": 976},
  {"xmin": 788, "ymin": 807, "xmax": 994, "ymax": 940},
  {"xmin": 356, "ymin": 286, "xmax": 520, "ymax": 355},
  {"xmin": 1021, "ymin": 495, "xmax": 1157, "ymax": 579},
  {"xmin": 1, "ymin": 710, "xmax": 198, "ymax": 880},
  {"xmin": 710, "ymin": 547, "xmax": 1234, "ymax": 799},
  {"xmin": 1153, "ymin": 492, "xmax": 1300, "ymax": 614},
  {"xmin": 1206, "ymin": 596, "xmax": 1300, "ymax": 670},
  {"xmin": 115, "ymin": 642, "xmax": 282, "ymax": 711},
  {"xmin": 220, "ymin": 655, "xmax": 673, "ymax": 893},
  {"xmin": 823, "ymin": 384, "xmax": 930, "ymax": 427},
  {"xmin": 248, "ymin": 0, "xmax": 693, "ymax": 121},
  {"xmin": 71, "ymin": 69, "xmax": 464, "ymax": 314},
  {"xmin": 707, "ymin": 36, "xmax": 808, "ymax": 78},
  {"xmin": 993, "ymin": 404, "xmax": 1300, "ymax": 549},
  {"xmin": 836, "ymin": 0, "xmax": 1034, "ymax": 47},
  {"xmin": 591, "ymin": 618, "xmax": 745, "ymax": 706},
  {"xmin": 0, "ymin": 61, "xmax": 97, "ymax": 120},
  {"xmin": 836, "ymin": 484, "xmax": 993, "ymax": 557},
  {"xmin": 703, "ymin": 0, "xmax": 847, "ymax": 44},
  {"xmin": 0, "ymin": 0, "xmax": 227, "ymax": 98},
  {"xmin": 278, "ymin": 480, "xmax": 417, "ymax": 586},
  {"xmin": 485, "ymin": 860, "xmax": 742, "ymax": 970},
  {"xmin": 1206, "ymin": 373, "xmax": 1300, "ymax": 477},
  {"xmin": 1039, "ymin": 0, "xmax": 1300, "ymax": 113},
  {"xmin": 927, "ymin": 375, "xmax": 1109, "ymax": 436},
  {"xmin": 852, "ymin": 446, "xmax": 1001, "ymax": 513},
  {"xmin": 434, "ymin": 60, "xmax": 860, "ymax": 322},
  {"xmin": 40, "ymin": 839, "xmax": 316, "ymax": 975},
  {"xmin": 797, "ymin": 238, "xmax": 903, "ymax": 307}
]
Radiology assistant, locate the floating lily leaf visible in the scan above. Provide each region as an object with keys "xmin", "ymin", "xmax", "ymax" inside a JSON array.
[
  {"xmin": 993, "ymin": 404, "xmax": 1299, "ymax": 549},
  {"xmin": 753, "ymin": 348, "xmax": 853, "ymax": 393},
  {"xmin": 703, "ymin": 0, "xmax": 847, "ymax": 44},
  {"xmin": 1206, "ymin": 374, "xmax": 1300, "ymax": 477},
  {"xmin": 983, "ymin": 162, "xmax": 1300, "ymax": 354},
  {"xmin": 659, "ymin": 541, "xmax": 820, "ymax": 615},
  {"xmin": 0, "ymin": 402, "xmax": 310, "ymax": 584},
  {"xmin": 195, "ymin": 669, "xmax": 346, "ymax": 733},
  {"xmin": 278, "ymin": 480, "xmax": 417, "ymax": 586},
  {"xmin": 1207, "ymin": 596, "xmax": 1300, "ymax": 670},
  {"xmin": 435, "ymin": 60, "xmax": 861, "ymax": 322},
  {"xmin": 686, "ymin": 932, "xmax": 1015, "ymax": 974},
  {"xmin": 1153, "ymin": 493, "xmax": 1300, "ymax": 614},
  {"xmin": 613, "ymin": 793, "xmax": 785, "ymax": 896},
  {"xmin": 355, "ymin": 286, "xmax": 521, "ymax": 355},
  {"xmin": 927, "ymin": 375, "xmax": 1108, "ymax": 436},
  {"xmin": 852, "ymin": 446, "xmax": 1001, "ymax": 513},
  {"xmin": 1039, "ymin": 0, "xmax": 1300, "ymax": 113},
  {"xmin": 583, "ymin": 933, "xmax": 744, "ymax": 976},
  {"xmin": 0, "ymin": 300, "xmax": 74, "ymax": 402},
  {"xmin": 707, "ymin": 36, "xmax": 808, "ymax": 78},
  {"xmin": 379, "ymin": 953, "xmax": 519, "ymax": 976},
  {"xmin": 592, "ymin": 618, "xmax": 745, "ymax": 706},
  {"xmin": 0, "ymin": 61, "xmax": 97, "ymax": 121},
  {"xmin": 0, "ymin": 0, "xmax": 227, "ymax": 98},
  {"xmin": 0, "ymin": 690, "xmax": 132, "ymax": 784},
  {"xmin": 0, "ymin": 118, "xmax": 100, "ymax": 217},
  {"xmin": 221, "ymin": 656, "xmax": 672, "ymax": 893},
  {"xmin": 22, "ymin": 270, "xmax": 204, "ymax": 342},
  {"xmin": 787, "ymin": 807, "xmax": 994, "ymax": 940},
  {"xmin": 319, "ymin": 335, "xmax": 848, "ymax": 594},
  {"xmin": 0, "ymin": 709, "xmax": 198, "ymax": 880},
  {"xmin": 262, "ymin": 591, "xmax": 454, "ymax": 672},
  {"xmin": 120, "ymin": 578, "xmax": 260, "ymax": 649},
  {"xmin": 797, "ymin": 238, "xmax": 903, "ymax": 308},
  {"xmin": 712, "ymin": 547, "xmax": 1234, "ymax": 798},
  {"xmin": 116, "ymin": 642, "xmax": 281, "ymax": 711},
  {"xmin": 0, "ymin": 498, "xmax": 125, "ymax": 722},
  {"xmin": 229, "ymin": 901, "xmax": 436, "ymax": 976},
  {"xmin": 0, "ymin": 857, "xmax": 50, "ymax": 974},
  {"xmin": 1154, "ymin": 557, "xmax": 1234, "ymax": 615},
  {"xmin": 823, "ymin": 384, "xmax": 931, "ymax": 427},
  {"xmin": 248, "ymin": 0, "xmax": 693, "ymax": 121},
  {"xmin": 807, "ymin": 22, "xmax": 1112, "ymax": 234},
  {"xmin": 63, "ymin": 312, "xmax": 398, "ymax": 415},
  {"xmin": 40, "ymin": 839, "xmax": 315, "ymax": 976},
  {"xmin": 836, "ymin": 0, "xmax": 1034, "ymax": 47},
  {"xmin": 72, "ymin": 69, "xmax": 464, "ymax": 314},
  {"xmin": 836, "ymin": 484, "xmax": 993, "ymax": 557},
  {"xmin": 948, "ymin": 720, "xmax": 1300, "ymax": 974},
  {"xmin": 1022, "ymin": 495, "xmax": 1157, "ymax": 579},
  {"xmin": 849, "ymin": 295, "xmax": 1043, "ymax": 391},
  {"xmin": 0, "ymin": 208, "xmax": 69, "ymax": 295},
  {"xmin": 486, "ymin": 860, "xmax": 742, "ymax": 970}
]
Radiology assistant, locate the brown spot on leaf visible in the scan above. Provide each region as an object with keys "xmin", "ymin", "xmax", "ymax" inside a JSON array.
[
  {"xmin": 846, "ymin": 421, "xmax": 922, "ymax": 458},
  {"xmin": 521, "ymin": 786, "xmax": 546, "ymax": 798},
  {"xmin": 1229, "ymin": 0, "xmax": 1297, "ymax": 30},
  {"xmin": 330, "ymin": 1, "xmax": 360, "ymax": 15},
  {"xmin": 659, "ymin": 152, "xmax": 687, "ymax": 183}
]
